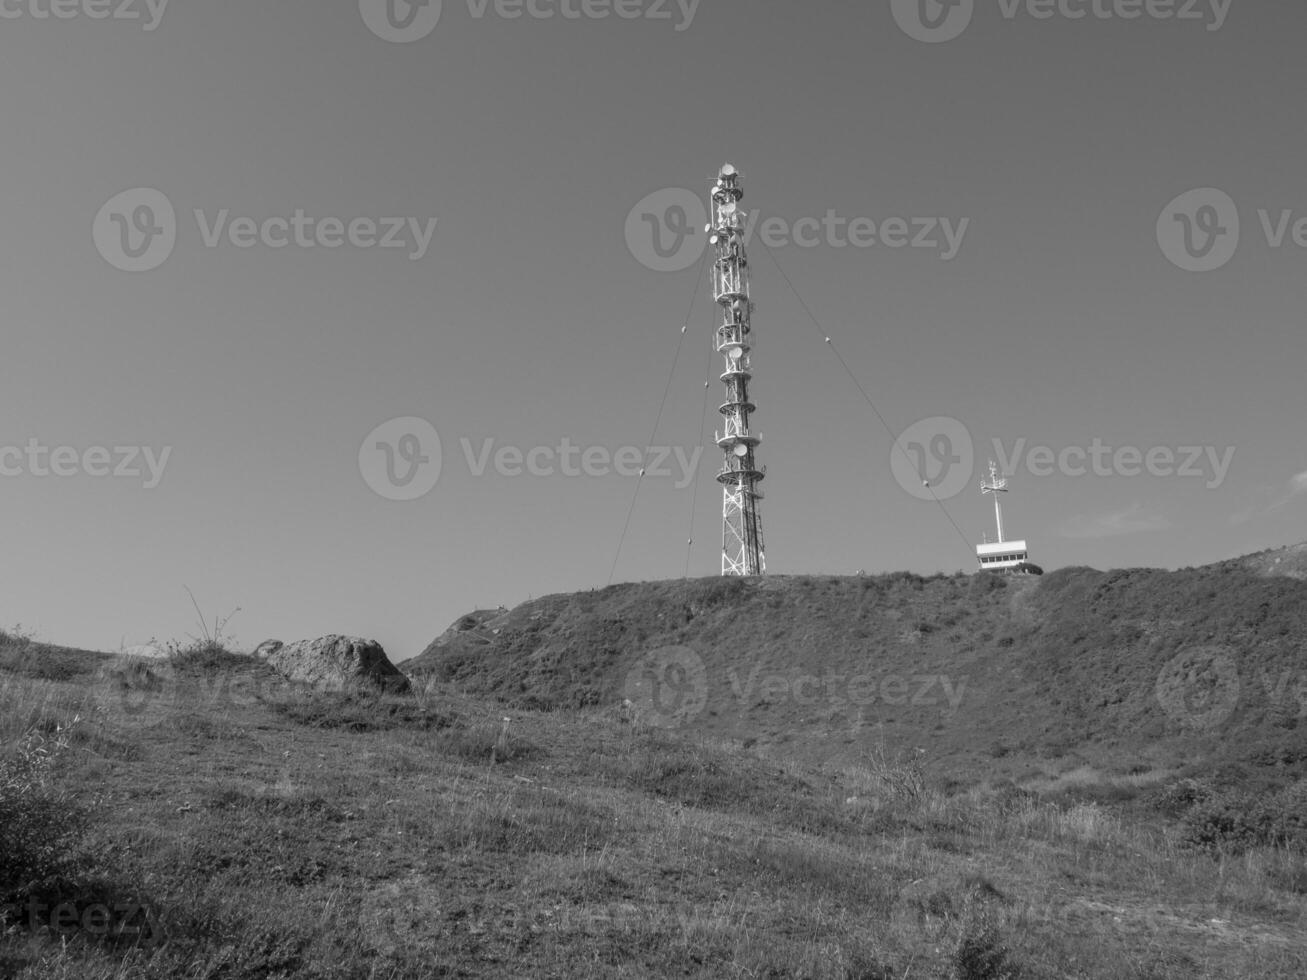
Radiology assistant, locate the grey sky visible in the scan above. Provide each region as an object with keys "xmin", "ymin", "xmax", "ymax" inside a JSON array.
[{"xmin": 1, "ymin": 0, "xmax": 1303, "ymax": 658}]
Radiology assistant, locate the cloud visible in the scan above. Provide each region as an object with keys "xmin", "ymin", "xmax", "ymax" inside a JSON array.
[
  {"xmin": 1058, "ymin": 503, "xmax": 1170, "ymax": 540},
  {"xmin": 1229, "ymin": 469, "xmax": 1307, "ymax": 525}
]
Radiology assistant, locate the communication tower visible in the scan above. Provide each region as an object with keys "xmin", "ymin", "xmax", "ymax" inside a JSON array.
[{"xmin": 708, "ymin": 164, "xmax": 766, "ymax": 576}]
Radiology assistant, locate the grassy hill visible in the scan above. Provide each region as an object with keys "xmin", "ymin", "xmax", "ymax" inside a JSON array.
[
  {"xmin": 406, "ymin": 561, "xmax": 1307, "ymax": 788},
  {"xmin": 0, "ymin": 553, "xmax": 1304, "ymax": 979}
]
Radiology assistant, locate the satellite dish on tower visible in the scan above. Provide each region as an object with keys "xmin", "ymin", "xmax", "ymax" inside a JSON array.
[
  {"xmin": 729, "ymin": 347, "xmax": 744, "ymax": 360},
  {"xmin": 733, "ymin": 444, "xmax": 749, "ymax": 457}
]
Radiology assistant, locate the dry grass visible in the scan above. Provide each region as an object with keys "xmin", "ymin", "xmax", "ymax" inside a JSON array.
[{"xmin": 0, "ymin": 647, "xmax": 1304, "ymax": 978}]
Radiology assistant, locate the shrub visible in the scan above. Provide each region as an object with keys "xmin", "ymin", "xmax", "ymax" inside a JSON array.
[
  {"xmin": 970, "ymin": 573, "xmax": 1006, "ymax": 595},
  {"xmin": 0, "ymin": 722, "xmax": 91, "ymax": 907},
  {"xmin": 167, "ymin": 640, "xmax": 249, "ymax": 674},
  {"xmin": 1180, "ymin": 780, "xmax": 1307, "ymax": 854},
  {"xmin": 1153, "ymin": 777, "xmax": 1215, "ymax": 816},
  {"xmin": 863, "ymin": 744, "xmax": 929, "ymax": 805},
  {"xmin": 948, "ymin": 885, "xmax": 1022, "ymax": 980}
]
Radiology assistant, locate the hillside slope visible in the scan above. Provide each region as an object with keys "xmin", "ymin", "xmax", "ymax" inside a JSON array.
[
  {"xmin": 4, "ymin": 639, "xmax": 1304, "ymax": 978},
  {"xmin": 408, "ymin": 562, "xmax": 1307, "ymax": 783}
]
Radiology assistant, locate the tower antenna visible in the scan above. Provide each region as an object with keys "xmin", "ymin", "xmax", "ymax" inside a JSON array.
[
  {"xmin": 708, "ymin": 163, "xmax": 766, "ymax": 576},
  {"xmin": 976, "ymin": 460, "xmax": 1037, "ymax": 573},
  {"xmin": 981, "ymin": 460, "xmax": 1007, "ymax": 543}
]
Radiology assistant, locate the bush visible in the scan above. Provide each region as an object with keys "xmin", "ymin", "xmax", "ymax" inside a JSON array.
[
  {"xmin": 167, "ymin": 640, "xmax": 249, "ymax": 674},
  {"xmin": 1180, "ymin": 780, "xmax": 1307, "ymax": 854},
  {"xmin": 0, "ymin": 722, "xmax": 91, "ymax": 906},
  {"xmin": 863, "ymin": 745, "xmax": 929, "ymax": 805},
  {"xmin": 970, "ymin": 573, "xmax": 1007, "ymax": 595},
  {"xmin": 948, "ymin": 884, "xmax": 1022, "ymax": 980},
  {"xmin": 1153, "ymin": 777, "xmax": 1215, "ymax": 816}
]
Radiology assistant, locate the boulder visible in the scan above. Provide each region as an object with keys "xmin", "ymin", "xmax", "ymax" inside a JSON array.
[
  {"xmin": 261, "ymin": 635, "xmax": 410, "ymax": 693},
  {"xmin": 253, "ymin": 639, "xmax": 284, "ymax": 660}
]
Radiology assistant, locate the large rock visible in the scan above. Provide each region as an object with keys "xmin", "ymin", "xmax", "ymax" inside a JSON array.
[
  {"xmin": 253, "ymin": 639, "xmax": 284, "ymax": 660},
  {"xmin": 262, "ymin": 635, "xmax": 410, "ymax": 693}
]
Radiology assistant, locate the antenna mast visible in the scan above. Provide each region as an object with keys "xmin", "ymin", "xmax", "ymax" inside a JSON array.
[
  {"xmin": 709, "ymin": 163, "xmax": 766, "ymax": 576},
  {"xmin": 981, "ymin": 460, "xmax": 1007, "ymax": 543}
]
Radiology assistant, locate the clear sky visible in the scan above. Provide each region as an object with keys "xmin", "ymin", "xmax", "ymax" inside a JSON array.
[{"xmin": 2, "ymin": 0, "xmax": 1304, "ymax": 660}]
